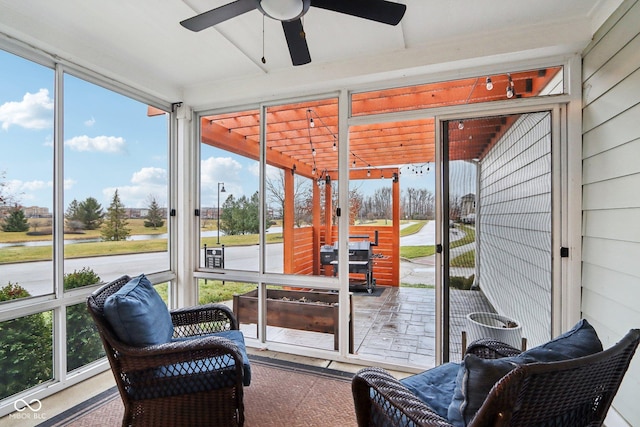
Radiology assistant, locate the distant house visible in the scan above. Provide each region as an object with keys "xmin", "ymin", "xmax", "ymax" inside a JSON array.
[{"xmin": 460, "ymin": 193, "xmax": 475, "ymax": 218}]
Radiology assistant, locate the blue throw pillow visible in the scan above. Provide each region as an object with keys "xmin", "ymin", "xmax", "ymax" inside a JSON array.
[
  {"xmin": 521, "ymin": 318, "xmax": 603, "ymax": 362},
  {"xmin": 401, "ymin": 362, "xmax": 460, "ymax": 419},
  {"xmin": 103, "ymin": 274, "xmax": 174, "ymax": 346},
  {"xmin": 447, "ymin": 319, "xmax": 603, "ymax": 427}
]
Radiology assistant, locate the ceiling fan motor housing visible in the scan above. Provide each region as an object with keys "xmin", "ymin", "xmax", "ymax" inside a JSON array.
[{"xmin": 257, "ymin": 0, "xmax": 311, "ymax": 21}]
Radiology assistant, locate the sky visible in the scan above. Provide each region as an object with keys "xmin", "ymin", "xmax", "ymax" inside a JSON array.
[
  {"xmin": 1, "ymin": 48, "xmax": 472, "ymax": 213},
  {"xmin": 0, "ymin": 49, "xmax": 170, "ymax": 211}
]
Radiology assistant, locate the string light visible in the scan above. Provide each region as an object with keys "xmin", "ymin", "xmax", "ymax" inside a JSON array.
[
  {"xmin": 506, "ymin": 73, "xmax": 515, "ymax": 98},
  {"xmin": 485, "ymin": 76, "xmax": 493, "ymax": 90},
  {"xmin": 306, "ymin": 108, "xmax": 339, "ymax": 165}
]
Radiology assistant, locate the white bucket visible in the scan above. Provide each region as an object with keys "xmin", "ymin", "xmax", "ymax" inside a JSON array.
[{"xmin": 465, "ymin": 312, "xmax": 522, "ymax": 350}]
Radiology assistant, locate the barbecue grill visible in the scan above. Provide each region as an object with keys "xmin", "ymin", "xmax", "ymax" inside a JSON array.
[{"xmin": 320, "ymin": 232, "xmax": 379, "ymax": 293}]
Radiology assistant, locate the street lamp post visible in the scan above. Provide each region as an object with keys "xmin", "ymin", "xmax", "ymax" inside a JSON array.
[{"xmin": 217, "ymin": 182, "xmax": 226, "ymax": 244}]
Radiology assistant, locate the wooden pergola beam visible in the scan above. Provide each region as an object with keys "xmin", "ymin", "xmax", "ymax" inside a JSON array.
[{"xmin": 201, "ymin": 119, "xmax": 315, "ymax": 178}]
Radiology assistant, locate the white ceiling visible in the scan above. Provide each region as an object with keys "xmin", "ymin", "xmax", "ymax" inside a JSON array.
[{"xmin": 0, "ymin": 0, "xmax": 623, "ymax": 108}]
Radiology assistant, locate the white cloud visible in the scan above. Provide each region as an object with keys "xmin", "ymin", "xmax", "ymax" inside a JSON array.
[
  {"xmin": 131, "ymin": 167, "xmax": 167, "ymax": 185},
  {"xmin": 201, "ymin": 156, "xmax": 244, "ymax": 206},
  {"xmin": 64, "ymin": 178, "xmax": 76, "ymax": 190},
  {"xmin": 2, "ymin": 179, "xmax": 51, "ymax": 205},
  {"xmin": 0, "ymin": 88, "xmax": 53, "ymax": 130},
  {"xmin": 248, "ymin": 162, "xmax": 260, "ymax": 177},
  {"xmin": 65, "ymin": 135, "xmax": 125, "ymax": 153},
  {"xmin": 84, "ymin": 117, "xmax": 96, "ymax": 127},
  {"xmin": 20, "ymin": 180, "xmax": 49, "ymax": 192},
  {"xmin": 5, "ymin": 178, "xmax": 49, "ymax": 194},
  {"xmin": 103, "ymin": 167, "xmax": 167, "ymax": 208}
]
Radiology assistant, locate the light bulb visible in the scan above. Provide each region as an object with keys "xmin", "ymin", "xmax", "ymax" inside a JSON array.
[
  {"xmin": 458, "ymin": 121, "xmax": 464, "ymax": 130},
  {"xmin": 352, "ymin": 160, "xmax": 356, "ymax": 167},
  {"xmin": 312, "ymin": 147, "xmax": 316, "ymax": 156},
  {"xmin": 507, "ymin": 73, "xmax": 515, "ymax": 98},
  {"xmin": 332, "ymin": 139, "xmax": 337, "ymax": 151},
  {"xmin": 506, "ymin": 86, "xmax": 514, "ymax": 98},
  {"xmin": 309, "ymin": 117, "xmax": 315, "ymax": 128},
  {"xmin": 485, "ymin": 77, "xmax": 493, "ymax": 90},
  {"xmin": 367, "ymin": 169, "xmax": 371, "ymax": 177}
]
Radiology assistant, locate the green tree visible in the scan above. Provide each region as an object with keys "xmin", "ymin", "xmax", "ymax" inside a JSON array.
[
  {"xmin": 65, "ymin": 199, "xmax": 84, "ymax": 232},
  {"xmin": 0, "ymin": 283, "xmax": 53, "ymax": 399},
  {"xmin": 101, "ymin": 189, "xmax": 130, "ymax": 241},
  {"xmin": 144, "ymin": 196, "xmax": 165, "ymax": 229},
  {"xmin": 1, "ymin": 205, "xmax": 29, "ymax": 232},
  {"xmin": 65, "ymin": 198, "xmax": 80, "ymax": 221},
  {"xmin": 220, "ymin": 192, "xmax": 261, "ymax": 235},
  {"xmin": 220, "ymin": 194, "xmax": 237, "ymax": 235},
  {"xmin": 79, "ymin": 197, "xmax": 104, "ymax": 230},
  {"xmin": 64, "ymin": 268, "xmax": 105, "ymax": 371}
]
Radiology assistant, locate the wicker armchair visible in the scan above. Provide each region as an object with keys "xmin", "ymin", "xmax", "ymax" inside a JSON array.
[
  {"xmin": 87, "ymin": 275, "xmax": 250, "ymax": 427},
  {"xmin": 353, "ymin": 329, "xmax": 640, "ymax": 427}
]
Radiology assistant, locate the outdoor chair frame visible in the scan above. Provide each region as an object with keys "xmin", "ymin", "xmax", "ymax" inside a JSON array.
[
  {"xmin": 87, "ymin": 275, "xmax": 248, "ymax": 427},
  {"xmin": 352, "ymin": 329, "xmax": 640, "ymax": 426}
]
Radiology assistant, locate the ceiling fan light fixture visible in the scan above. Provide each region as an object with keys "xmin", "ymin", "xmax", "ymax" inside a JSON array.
[{"xmin": 258, "ymin": 0, "xmax": 310, "ymax": 21}]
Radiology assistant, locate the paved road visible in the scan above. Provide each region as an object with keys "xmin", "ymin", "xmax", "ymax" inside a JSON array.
[
  {"xmin": 3, "ymin": 222, "xmax": 474, "ymax": 295},
  {"xmin": 1, "ymin": 244, "xmax": 283, "ymax": 296},
  {"xmin": 399, "ymin": 221, "xmax": 475, "ymax": 286}
]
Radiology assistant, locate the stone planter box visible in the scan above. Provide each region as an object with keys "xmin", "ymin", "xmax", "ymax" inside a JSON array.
[
  {"xmin": 464, "ymin": 312, "xmax": 523, "ymax": 350},
  {"xmin": 233, "ymin": 289, "xmax": 352, "ymax": 351}
]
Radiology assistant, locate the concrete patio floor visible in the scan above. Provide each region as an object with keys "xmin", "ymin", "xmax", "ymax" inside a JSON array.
[
  {"xmin": 245, "ymin": 284, "xmax": 495, "ymax": 370},
  {"xmin": 241, "ymin": 223, "xmax": 492, "ymax": 369}
]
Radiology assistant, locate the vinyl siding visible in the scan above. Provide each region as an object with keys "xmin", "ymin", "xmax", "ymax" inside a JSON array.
[
  {"xmin": 582, "ymin": 0, "xmax": 640, "ymax": 424},
  {"xmin": 478, "ymin": 112, "xmax": 552, "ymax": 347}
]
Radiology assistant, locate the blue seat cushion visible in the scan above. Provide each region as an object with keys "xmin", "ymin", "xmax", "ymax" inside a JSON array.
[
  {"xmin": 167, "ymin": 329, "xmax": 252, "ymax": 386},
  {"xmin": 400, "ymin": 361, "xmax": 460, "ymax": 419},
  {"xmin": 103, "ymin": 274, "xmax": 174, "ymax": 347},
  {"xmin": 447, "ymin": 319, "xmax": 603, "ymax": 427},
  {"xmin": 125, "ymin": 330, "xmax": 251, "ymax": 400}
]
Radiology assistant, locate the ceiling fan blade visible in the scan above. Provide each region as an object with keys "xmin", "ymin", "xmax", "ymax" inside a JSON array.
[
  {"xmin": 311, "ymin": 0, "xmax": 406, "ymax": 25},
  {"xmin": 180, "ymin": 0, "xmax": 257, "ymax": 32},
  {"xmin": 282, "ymin": 20, "xmax": 311, "ymax": 66}
]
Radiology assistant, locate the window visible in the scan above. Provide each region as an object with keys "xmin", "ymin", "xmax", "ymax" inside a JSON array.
[
  {"xmin": 0, "ymin": 49, "xmax": 54, "ymax": 299},
  {"xmin": 63, "ymin": 74, "xmax": 170, "ymax": 286}
]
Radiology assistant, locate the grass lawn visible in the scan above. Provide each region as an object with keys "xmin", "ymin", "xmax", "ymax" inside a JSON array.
[
  {"xmin": 0, "ymin": 218, "xmax": 282, "ymax": 263},
  {"xmin": 2, "ymin": 217, "xmax": 475, "ymax": 266}
]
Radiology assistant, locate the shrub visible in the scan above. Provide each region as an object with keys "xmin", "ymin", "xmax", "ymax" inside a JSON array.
[
  {"xmin": 0, "ymin": 283, "xmax": 53, "ymax": 399},
  {"xmin": 449, "ymin": 275, "xmax": 475, "ymax": 291},
  {"xmin": 64, "ymin": 268, "xmax": 105, "ymax": 371}
]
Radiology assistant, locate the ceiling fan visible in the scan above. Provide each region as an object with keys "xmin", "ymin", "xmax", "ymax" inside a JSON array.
[{"xmin": 180, "ymin": 0, "xmax": 407, "ymax": 66}]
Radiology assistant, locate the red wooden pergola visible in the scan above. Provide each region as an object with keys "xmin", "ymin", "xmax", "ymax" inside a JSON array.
[{"xmin": 190, "ymin": 67, "xmax": 561, "ymax": 286}]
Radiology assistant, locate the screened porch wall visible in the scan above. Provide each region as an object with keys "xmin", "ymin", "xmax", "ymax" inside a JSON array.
[{"xmin": 478, "ymin": 112, "xmax": 553, "ymax": 347}]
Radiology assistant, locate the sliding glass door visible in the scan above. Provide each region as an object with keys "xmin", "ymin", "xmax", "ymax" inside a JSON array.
[{"xmin": 442, "ymin": 111, "xmax": 555, "ymax": 361}]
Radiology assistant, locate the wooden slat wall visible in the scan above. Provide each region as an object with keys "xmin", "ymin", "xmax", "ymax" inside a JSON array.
[
  {"xmin": 581, "ymin": 1, "xmax": 640, "ymax": 424},
  {"xmin": 290, "ymin": 227, "xmax": 315, "ymax": 276}
]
